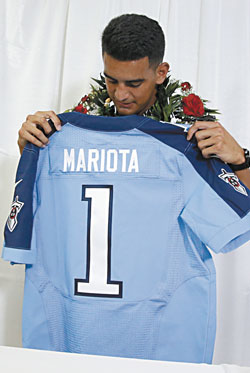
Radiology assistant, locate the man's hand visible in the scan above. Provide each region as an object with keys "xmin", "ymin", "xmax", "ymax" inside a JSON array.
[
  {"xmin": 187, "ymin": 121, "xmax": 245, "ymax": 165},
  {"xmin": 18, "ymin": 111, "xmax": 61, "ymax": 154},
  {"xmin": 187, "ymin": 121, "xmax": 250, "ymax": 189}
]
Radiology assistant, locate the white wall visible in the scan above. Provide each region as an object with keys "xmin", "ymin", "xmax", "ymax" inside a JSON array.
[{"xmin": 1, "ymin": 0, "xmax": 250, "ymax": 366}]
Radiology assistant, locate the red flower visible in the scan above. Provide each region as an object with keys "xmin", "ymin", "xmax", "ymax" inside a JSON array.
[
  {"xmin": 81, "ymin": 95, "xmax": 88, "ymax": 103},
  {"xmin": 182, "ymin": 94, "xmax": 205, "ymax": 117},
  {"xmin": 74, "ymin": 104, "xmax": 84, "ymax": 112},
  {"xmin": 181, "ymin": 82, "xmax": 191, "ymax": 92},
  {"xmin": 74, "ymin": 104, "xmax": 88, "ymax": 114}
]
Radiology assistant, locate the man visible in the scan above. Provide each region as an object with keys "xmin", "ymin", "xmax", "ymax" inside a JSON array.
[
  {"xmin": 17, "ymin": 14, "xmax": 250, "ymax": 188},
  {"xmin": 4, "ymin": 14, "xmax": 250, "ymax": 364}
]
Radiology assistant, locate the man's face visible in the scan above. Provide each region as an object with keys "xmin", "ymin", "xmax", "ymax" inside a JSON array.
[{"xmin": 103, "ymin": 53, "xmax": 168, "ymax": 116}]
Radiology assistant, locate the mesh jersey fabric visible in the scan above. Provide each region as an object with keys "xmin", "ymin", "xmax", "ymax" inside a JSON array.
[{"xmin": 3, "ymin": 112, "xmax": 250, "ymax": 363}]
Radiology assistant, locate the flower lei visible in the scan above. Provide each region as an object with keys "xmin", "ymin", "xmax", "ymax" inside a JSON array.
[{"xmin": 67, "ymin": 74, "xmax": 219, "ymax": 124}]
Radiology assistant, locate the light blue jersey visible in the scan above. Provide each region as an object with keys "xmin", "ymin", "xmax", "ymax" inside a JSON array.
[{"xmin": 3, "ymin": 113, "xmax": 250, "ymax": 363}]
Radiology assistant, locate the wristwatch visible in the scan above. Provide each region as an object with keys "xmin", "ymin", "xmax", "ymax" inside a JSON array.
[{"xmin": 229, "ymin": 148, "xmax": 250, "ymax": 171}]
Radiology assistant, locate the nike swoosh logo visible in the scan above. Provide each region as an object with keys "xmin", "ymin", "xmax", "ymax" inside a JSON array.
[{"xmin": 15, "ymin": 179, "xmax": 23, "ymax": 188}]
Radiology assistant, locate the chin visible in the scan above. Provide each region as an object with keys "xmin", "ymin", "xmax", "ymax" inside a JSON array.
[
  {"xmin": 114, "ymin": 101, "xmax": 138, "ymax": 116},
  {"xmin": 117, "ymin": 108, "xmax": 136, "ymax": 116}
]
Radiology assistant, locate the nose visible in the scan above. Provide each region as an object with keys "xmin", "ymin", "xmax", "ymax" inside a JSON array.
[{"xmin": 114, "ymin": 84, "xmax": 130, "ymax": 102}]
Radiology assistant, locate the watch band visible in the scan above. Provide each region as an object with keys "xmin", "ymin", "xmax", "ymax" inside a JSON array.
[{"xmin": 228, "ymin": 148, "xmax": 250, "ymax": 171}]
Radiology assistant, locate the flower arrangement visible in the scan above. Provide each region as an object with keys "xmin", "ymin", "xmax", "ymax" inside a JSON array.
[{"xmin": 67, "ymin": 74, "xmax": 219, "ymax": 124}]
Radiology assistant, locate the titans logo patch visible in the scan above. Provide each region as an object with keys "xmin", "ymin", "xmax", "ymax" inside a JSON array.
[
  {"xmin": 218, "ymin": 168, "xmax": 248, "ymax": 196},
  {"xmin": 7, "ymin": 196, "xmax": 24, "ymax": 232}
]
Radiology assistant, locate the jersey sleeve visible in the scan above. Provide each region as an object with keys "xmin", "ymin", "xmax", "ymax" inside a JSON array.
[
  {"xmin": 2, "ymin": 143, "xmax": 39, "ymax": 264},
  {"xmin": 180, "ymin": 143, "xmax": 250, "ymax": 253}
]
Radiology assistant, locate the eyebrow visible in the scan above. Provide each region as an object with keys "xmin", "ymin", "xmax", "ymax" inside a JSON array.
[{"xmin": 103, "ymin": 72, "xmax": 145, "ymax": 84}]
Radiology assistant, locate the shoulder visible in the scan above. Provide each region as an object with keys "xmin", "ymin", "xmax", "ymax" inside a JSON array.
[{"xmin": 138, "ymin": 117, "xmax": 192, "ymax": 155}]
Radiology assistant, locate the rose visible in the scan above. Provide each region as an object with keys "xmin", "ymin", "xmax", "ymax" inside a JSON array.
[
  {"xmin": 74, "ymin": 104, "xmax": 83, "ymax": 112},
  {"xmin": 182, "ymin": 94, "xmax": 205, "ymax": 117},
  {"xmin": 81, "ymin": 95, "xmax": 88, "ymax": 103},
  {"xmin": 74, "ymin": 104, "xmax": 88, "ymax": 114},
  {"xmin": 181, "ymin": 82, "xmax": 191, "ymax": 92}
]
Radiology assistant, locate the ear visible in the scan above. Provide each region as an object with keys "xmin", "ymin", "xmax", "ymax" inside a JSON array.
[{"xmin": 155, "ymin": 62, "xmax": 170, "ymax": 84}]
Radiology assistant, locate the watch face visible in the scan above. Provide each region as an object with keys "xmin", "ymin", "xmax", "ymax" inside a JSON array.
[
  {"xmin": 244, "ymin": 148, "xmax": 250, "ymax": 157},
  {"xmin": 243, "ymin": 148, "xmax": 250, "ymax": 167}
]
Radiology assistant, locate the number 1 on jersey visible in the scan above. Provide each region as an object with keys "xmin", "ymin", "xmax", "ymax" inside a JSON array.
[{"xmin": 75, "ymin": 185, "xmax": 123, "ymax": 298}]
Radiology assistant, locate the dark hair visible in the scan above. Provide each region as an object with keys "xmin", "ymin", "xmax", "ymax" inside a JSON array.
[{"xmin": 102, "ymin": 14, "xmax": 165, "ymax": 67}]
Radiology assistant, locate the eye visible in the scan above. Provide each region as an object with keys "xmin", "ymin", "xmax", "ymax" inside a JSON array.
[
  {"xmin": 127, "ymin": 82, "xmax": 142, "ymax": 88},
  {"xmin": 106, "ymin": 79, "xmax": 117, "ymax": 85}
]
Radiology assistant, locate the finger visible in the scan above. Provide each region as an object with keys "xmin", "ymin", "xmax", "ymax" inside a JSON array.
[
  {"xmin": 195, "ymin": 120, "xmax": 221, "ymax": 129},
  {"xmin": 22, "ymin": 122, "xmax": 50, "ymax": 144},
  {"xmin": 200, "ymin": 145, "xmax": 220, "ymax": 159},
  {"xmin": 26, "ymin": 115, "xmax": 53, "ymax": 134},
  {"xmin": 187, "ymin": 121, "xmax": 220, "ymax": 141},
  {"xmin": 35, "ymin": 111, "xmax": 61, "ymax": 131},
  {"xmin": 197, "ymin": 133, "xmax": 225, "ymax": 152},
  {"xmin": 195, "ymin": 128, "xmax": 223, "ymax": 142},
  {"xmin": 19, "ymin": 130, "xmax": 48, "ymax": 148},
  {"xmin": 197, "ymin": 137, "xmax": 217, "ymax": 151}
]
